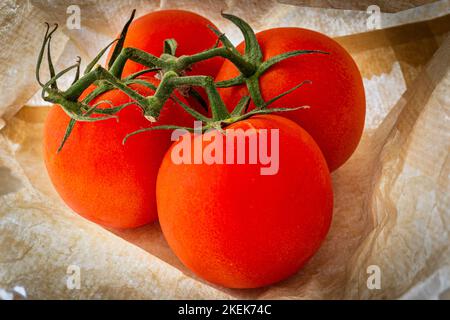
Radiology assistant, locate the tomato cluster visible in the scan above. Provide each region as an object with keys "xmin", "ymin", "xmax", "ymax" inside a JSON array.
[{"xmin": 42, "ymin": 10, "xmax": 365, "ymax": 288}]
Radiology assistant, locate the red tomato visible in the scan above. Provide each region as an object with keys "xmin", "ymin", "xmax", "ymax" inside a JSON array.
[
  {"xmin": 43, "ymin": 77, "xmax": 194, "ymax": 229},
  {"xmin": 107, "ymin": 9, "xmax": 224, "ymax": 79},
  {"xmin": 156, "ymin": 115, "xmax": 333, "ymax": 288},
  {"xmin": 216, "ymin": 28, "xmax": 366, "ymax": 172}
]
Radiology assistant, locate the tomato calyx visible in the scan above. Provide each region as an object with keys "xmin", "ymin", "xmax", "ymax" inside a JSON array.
[{"xmin": 212, "ymin": 13, "xmax": 329, "ymax": 108}]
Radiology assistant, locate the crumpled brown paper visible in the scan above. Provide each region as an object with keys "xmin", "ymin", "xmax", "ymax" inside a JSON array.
[{"xmin": 0, "ymin": 0, "xmax": 449, "ymax": 299}]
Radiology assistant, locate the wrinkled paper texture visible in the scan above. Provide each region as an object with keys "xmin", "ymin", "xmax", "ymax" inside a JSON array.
[{"xmin": 0, "ymin": 0, "xmax": 449, "ymax": 299}]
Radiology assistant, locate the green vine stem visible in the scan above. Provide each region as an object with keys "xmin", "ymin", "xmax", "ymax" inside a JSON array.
[{"xmin": 37, "ymin": 10, "xmax": 328, "ymax": 151}]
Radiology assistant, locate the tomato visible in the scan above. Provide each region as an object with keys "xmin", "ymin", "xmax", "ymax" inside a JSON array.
[
  {"xmin": 107, "ymin": 9, "xmax": 224, "ymax": 79},
  {"xmin": 43, "ymin": 77, "xmax": 194, "ymax": 229},
  {"xmin": 215, "ymin": 28, "xmax": 366, "ymax": 172},
  {"xmin": 156, "ymin": 115, "xmax": 333, "ymax": 288}
]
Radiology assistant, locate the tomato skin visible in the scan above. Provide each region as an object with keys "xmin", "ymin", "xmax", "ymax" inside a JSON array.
[
  {"xmin": 156, "ymin": 115, "xmax": 333, "ymax": 288},
  {"xmin": 107, "ymin": 9, "xmax": 224, "ymax": 79},
  {"xmin": 43, "ymin": 77, "xmax": 194, "ymax": 229},
  {"xmin": 216, "ymin": 28, "xmax": 366, "ymax": 172}
]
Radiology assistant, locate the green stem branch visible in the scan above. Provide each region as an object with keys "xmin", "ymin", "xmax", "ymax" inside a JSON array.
[{"xmin": 178, "ymin": 47, "xmax": 255, "ymax": 77}]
